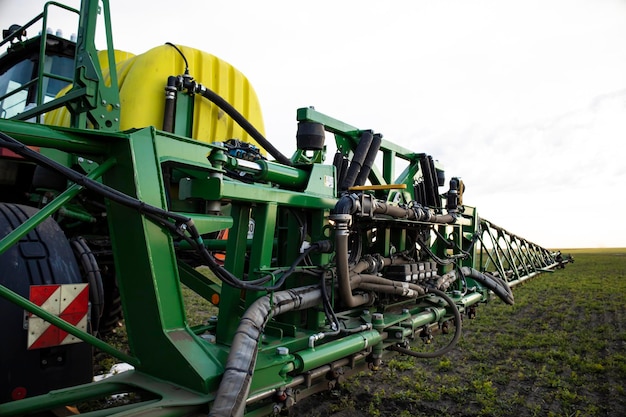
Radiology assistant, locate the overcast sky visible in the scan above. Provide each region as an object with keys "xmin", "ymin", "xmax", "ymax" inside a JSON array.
[{"xmin": 2, "ymin": 0, "xmax": 625, "ymax": 248}]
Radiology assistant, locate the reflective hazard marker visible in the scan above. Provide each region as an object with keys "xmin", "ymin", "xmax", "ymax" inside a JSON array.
[{"xmin": 27, "ymin": 284, "xmax": 89, "ymax": 349}]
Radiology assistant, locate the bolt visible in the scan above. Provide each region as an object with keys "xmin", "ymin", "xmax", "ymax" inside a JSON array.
[{"xmin": 276, "ymin": 347, "xmax": 289, "ymax": 356}]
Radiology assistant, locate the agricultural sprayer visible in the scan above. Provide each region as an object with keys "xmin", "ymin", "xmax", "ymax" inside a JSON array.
[{"xmin": 0, "ymin": 1, "xmax": 569, "ymax": 416}]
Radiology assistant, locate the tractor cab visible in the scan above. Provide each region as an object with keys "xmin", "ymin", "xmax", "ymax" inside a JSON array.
[{"xmin": 0, "ymin": 5, "xmax": 77, "ymax": 123}]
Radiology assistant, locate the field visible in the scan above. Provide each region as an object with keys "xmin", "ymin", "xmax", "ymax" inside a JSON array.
[{"xmin": 292, "ymin": 248, "xmax": 626, "ymax": 416}]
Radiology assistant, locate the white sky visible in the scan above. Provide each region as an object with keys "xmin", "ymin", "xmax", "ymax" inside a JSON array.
[{"xmin": 2, "ymin": 0, "xmax": 625, "ymax": 248}]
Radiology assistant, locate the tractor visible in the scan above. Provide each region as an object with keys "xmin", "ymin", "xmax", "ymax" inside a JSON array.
[{"xmin": 0, "ymin": 1, "xmax": 567, "ymax": 415}]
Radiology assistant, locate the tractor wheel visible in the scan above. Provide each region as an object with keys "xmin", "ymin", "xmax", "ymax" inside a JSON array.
[{"xmin": 0, "ymin": 203, "xmax": 92, "ymax": 403}]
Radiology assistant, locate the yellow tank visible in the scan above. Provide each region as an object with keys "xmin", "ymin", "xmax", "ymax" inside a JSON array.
[{"xmin": 45, "ymin": 44, "xmax": 265, "ymax": 146}]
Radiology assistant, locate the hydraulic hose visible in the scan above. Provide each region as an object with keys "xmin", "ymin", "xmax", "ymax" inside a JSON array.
[
  {"xmin": 162, "ymin": 75, "xmax": 177, "ymax": 133},
  {"xmin": 70, "ymin": 237, "xmax": 104, "ymax": 335},
  {"xmin": 460, "ymin": 266, "xmax": 514, "ymax": 305},
  {"xmin": 389, "ymin": 287, "xmax": 462, "ymax": 358},
  {"xmin": 208, "ymin": 285, "xmax": 322, "ymax": 417},
  {"xmin": 354, "ymin": 133, "xmax": 382, "ymax": 186},
  {"xmin": 334, "ymin": 215, "xmax": 372, "ymax": 308},
  {"xmin": 333, "ymin": 152, "xmax": 348, "ymax": 190},
  {"xmin": 340, "ymin": 130, "xmax": 374, "ymax": 191},
  {"xmin": 0, "ymin": 130, "xmax": 312, "ymax": 293},
  {"xmin": 0, "ymin": 132, "xmax": 191, "ymax": 227},
  {"xmin": 419, "ymin": 155, "xmax": 440, "ymax": 208},
  {"xmin": 179, "ymin": 78, "xmax": 293, "ymax": 166}
]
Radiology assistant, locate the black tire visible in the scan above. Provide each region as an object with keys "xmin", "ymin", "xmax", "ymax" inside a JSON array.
[{"xmin": 0, "ymin": 203, "xmax": 92, "ymax": 403}]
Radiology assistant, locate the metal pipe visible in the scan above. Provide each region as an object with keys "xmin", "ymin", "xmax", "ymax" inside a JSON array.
[
  {"xmin": 293, "ymin": 330, "xmax": 383, "ymax": 373},
  {"xmin": 352, "ymin": 274, "xmax": 425, "ymax": 297},
  {"xmin": 389, "ymin": 287, "xmax": 462, "ymax": 358},
  {"xmin": 245, "ymin": 352, "xmax": 369, "ymax": 405},
  {"xmin": 373, "ymin": 200, "xmax": 457, "ymax": 224},
  {"xmin": 0, "ymin": 120, "xmax": 110, "ymax": 155},
  {"xmin": 256, "ymin": 160, "xmax": 309, "ymax": 188}
]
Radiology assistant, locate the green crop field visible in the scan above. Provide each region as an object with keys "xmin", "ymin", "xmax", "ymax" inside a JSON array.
[{"xmin": 295, "ymin": 248, "xmax": 626, "ymax": 417}]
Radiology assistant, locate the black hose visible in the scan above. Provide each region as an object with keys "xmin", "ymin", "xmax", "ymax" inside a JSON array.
[
  {"xmin": 333, "ymin": 193, "xmax": 358, "ymax": 215},
  {"xmin": 340, "ymin": 130, "xmax": 374, "ymax": 191},
  {"xmin": 182, "ymin": 79, "xmax": 293, "ymax": 166},
  {"xmin": 0, "ymin": 131, "xmax": 310, "ymax": 293},
  {"xmin": 354, "ymin": 133, "xmax": 382, "ymax": 186},
  {"xmin": 461, "ymin": 266, "xmax": 514, "ymax": 305},
  {"xmin": 389, "ymin": 287, "xmax": 462, "ymax": 358},
  {"xmin": 320, "ymin": 272, "xmax": 341, "ymax": 335},
  {"xmin": 182, "ymin": 229, "xmax": 322, "ymax": 292},
  {"xmin": 208, "ymin": 285, "xmax": 323, "ymax": 417},
  {"xmin": 0, "ymin": 132, "xmax": 190, "ymax": 226},
  {"xmin": 165, "ymin": 42, "xmax": 189, "ymax": 75},
  {"xmin": 333, "ymin": 152, "xmax": 347, "ymax": 190},
  {"xmin": 162, "ymin": 76, "xmax": 177, "ymax": 133},
  {"xmin": 70, "ymin": 237, "xmax": 104, "ymax": 335},
  {"xmin": 415, "ymin": 235, "xmax": 466, "ymax": 266},
  {"xmin": 419, "ymin": 155, "xmax": 440, "ymax": 209}
]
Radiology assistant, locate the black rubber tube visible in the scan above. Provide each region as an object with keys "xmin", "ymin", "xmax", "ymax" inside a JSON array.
[
  {"xmin": 461, "ymin": 266, "xmax": 514, "ymax": 305},
  {"xmin": 354, "ymin": 133, "xmax": 382, "ymax": 186},
  {"xmin": 208, "ymin": 285, "xmax": 322, "ymax": 417},
  {"xmin": 333, "ymin": 152, "xmax": 347, "ymax": 190},
  {"xmin": 0, "ymin": 131, "xmax": 298, "ymax": 293},
  {"xmin": 70, "ymin": 237, "xmax": 104, "ymax": 335},
  {"xmin": 340, "ymin": 130, "xmax": 374, "ymax": 191},
  {"xmin": 333, "ymin": 194, "xmax": 357, "ymax": 215},
  {"xmin": 419, "ymin": 155, "xmax": 439, "ymax": 208},
  {"xmin": 185, "ymin": 80, "xmax": 293, "ymax": 166},
  {"xmin": 335, "ymin": 224, "xmax": 371, "ymax": 308},
  {"xmin": 389, "ymin": 287, "xmax": 462, "ymax": 358},
  {"xmin": 162, "ymin": 76, "xmax": 178, "ymax": 133}
]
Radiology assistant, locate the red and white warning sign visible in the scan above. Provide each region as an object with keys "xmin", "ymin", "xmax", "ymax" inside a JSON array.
[{"xmin": 27, "ymin": 283, "xmax": 89, "ymax": 350}]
